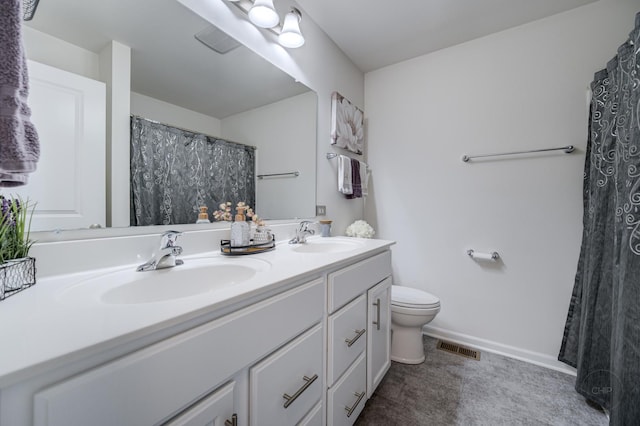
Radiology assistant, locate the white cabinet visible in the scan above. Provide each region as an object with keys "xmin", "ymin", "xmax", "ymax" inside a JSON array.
[
  {"xmin": 165, "ymin": 381, "xmax": 236, "ymax": 426},
  {"xmin": 367, "ymin": 277, "xmax": 392, "ymax": 398},
  {"xmin": 2, "ymin": 246, "xmax": 394, "ymax": 426},
  {"xmin": 326, "ymin": 251, "xmax": 392, "ymax": 425}
]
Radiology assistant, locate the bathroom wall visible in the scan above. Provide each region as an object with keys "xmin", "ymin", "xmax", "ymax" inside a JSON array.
[{"xmin": 364, "ymin": 0, "xmax": 639, "ymax": 371}]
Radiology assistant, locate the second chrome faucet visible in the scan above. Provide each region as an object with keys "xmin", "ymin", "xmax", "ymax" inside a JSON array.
[{"xmin": 289, "ymin": 221, "xmax": 315, "ymax": 244}]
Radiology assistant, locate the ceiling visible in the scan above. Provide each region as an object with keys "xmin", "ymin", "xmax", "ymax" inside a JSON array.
[
  {"xmin": 295, "ymin": 0, "xmax": 598, "ymax": 72},
  {"xmin": 24, "ymin": 0, "xmax": 598, "ymax": 117}
]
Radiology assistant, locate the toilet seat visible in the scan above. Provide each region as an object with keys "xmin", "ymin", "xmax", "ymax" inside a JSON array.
[{"xmin": 391, "ymin": 286, "xmax": 440, "ymax": 309}]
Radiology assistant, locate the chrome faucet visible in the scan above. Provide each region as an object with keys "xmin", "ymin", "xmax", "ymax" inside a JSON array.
[
  {"xmin": 137, "ymin": 230, "xmax": 184, "ymax": 271},
  {"xmin": 289, "ymin": 221, "xmax": 315, "ymax": 244}
]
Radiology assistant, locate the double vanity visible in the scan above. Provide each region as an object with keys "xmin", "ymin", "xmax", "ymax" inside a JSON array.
[{"xmin": 0, "ymin": 234, "xmax": 394, "ymax": 425}]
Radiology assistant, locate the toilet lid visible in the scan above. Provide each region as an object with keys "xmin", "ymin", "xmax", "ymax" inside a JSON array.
[{"xmin": 391, "ymin": 286, "xmax": 440, "ymax": 308}]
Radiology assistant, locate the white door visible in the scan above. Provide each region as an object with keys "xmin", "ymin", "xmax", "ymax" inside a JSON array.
[{"xmin": 11, "ymin": 60, "xmax": 106, "ymax": 231}]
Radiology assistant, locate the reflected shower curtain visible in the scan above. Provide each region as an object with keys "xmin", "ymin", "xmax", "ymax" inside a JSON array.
[
  {"xmin": 558, "ymin": 13, "xmax": 640, "ymax": 425},
  {"xmin": 130, "ymin": 116, "xmax": 255, "ymax": 226}
]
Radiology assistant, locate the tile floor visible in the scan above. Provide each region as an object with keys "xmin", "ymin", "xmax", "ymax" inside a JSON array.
[{"xmin": 355, "ymin": 336, "xmax": 608, "ymax": 425}]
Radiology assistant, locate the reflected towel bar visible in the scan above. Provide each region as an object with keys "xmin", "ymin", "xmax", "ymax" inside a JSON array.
[
  {"xmin": 326, "ymin": 153, "xmax": 338, "ymax": 159},
  {"xmin": 461, "ymin": 145, "xmax": 574, "ymax": 162},
  {"xmin": 257, "ymin": 171, "xmax": 300, "ymax": 179}
]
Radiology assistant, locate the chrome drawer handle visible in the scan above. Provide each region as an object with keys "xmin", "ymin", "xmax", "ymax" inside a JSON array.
[
  {"xmin": 224, "ymin": 413, "xmax": 237, "ymax": 426},
  {"xmin": 372, "ymin": 298, "xmax": 381, "ymax": 331},
  {"xmin": 283, "ymin": 374, "xmax": 318, "ymax": 408},
  {"xmin": 345, "ymin": 329, "xmax": 366, "ymax": 347},
  {"xmin": 345, "ymin": 391, "xmax": 365, "ymax": 418}
]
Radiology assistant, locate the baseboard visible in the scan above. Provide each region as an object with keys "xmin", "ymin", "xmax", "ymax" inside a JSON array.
[{"xmin": 422, "ymin": 325, "xmax": 577, "ymax": 376}]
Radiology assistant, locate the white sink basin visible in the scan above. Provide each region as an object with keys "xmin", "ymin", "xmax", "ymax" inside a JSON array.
[
  {"xmin": 291, "ymin": 238, "xmax": 364, "ymax": 254},
  {"xmin": 59, "ymin": 257, "xmax": 271, "ymax": 305}
]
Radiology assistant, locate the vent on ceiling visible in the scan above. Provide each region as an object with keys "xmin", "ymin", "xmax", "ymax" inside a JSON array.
[
  {"xmin": 195, "ymin": 25, "xmax": 241, "ymax": 54},
  {"xmin": 436, "ymin": 340, "xmax": 481, "ymax": 361}
]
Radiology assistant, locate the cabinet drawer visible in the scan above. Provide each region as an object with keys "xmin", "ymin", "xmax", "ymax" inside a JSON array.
[
  {"xmin": 164, "ymin": 381, "xmax": 235, "ymax": 426},
  {"xmin": 250, "ymin": 324, "xmax": 323, "ymax": 426},
  {"xmin": 328, "ymin": 251, "xmax": 391, "ymax": 313},
  {"xmin": 327, "ymin": 295, "xmax": 366, "ymax": 385},
  {"xmin": 327, "ymin": 353, "xmax": 367, "ymax": 426},
  {"xmin": 33, "ymin": 278, "xmax": 324, "ymax": 426}
]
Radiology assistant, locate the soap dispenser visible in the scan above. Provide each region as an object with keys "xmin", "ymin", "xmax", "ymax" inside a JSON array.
[{"xmin": 230, "ymin": 205, "xmax": 250, "ymax": 247}]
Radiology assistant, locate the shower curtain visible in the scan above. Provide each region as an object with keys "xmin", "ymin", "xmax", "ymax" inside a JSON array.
[
  {"xmin": 130, "ymin": 116, "xmax": 256, "ymax": 226},
  {"xmin": 558, "ymin": 13, "xmax": 640, "ymax": 425}
]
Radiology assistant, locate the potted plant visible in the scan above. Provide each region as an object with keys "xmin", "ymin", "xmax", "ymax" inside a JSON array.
[{"xmin": 0, "ymin": 195, "xmax": 36, "ymax": 300}]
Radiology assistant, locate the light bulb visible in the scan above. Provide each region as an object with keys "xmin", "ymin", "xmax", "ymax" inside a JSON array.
[
  {"xmin": 278, "ymin": 8, "xmax": 304, "ymax": 48},
  {"xmin": 248, "ymin": 0, "xmax": 279, "ymax": 28}
]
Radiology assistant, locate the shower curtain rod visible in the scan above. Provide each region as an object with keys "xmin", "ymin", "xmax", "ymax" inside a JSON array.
[{"xmin": 461, "ymin": 145, "xmax": 575, "ymax": 162}]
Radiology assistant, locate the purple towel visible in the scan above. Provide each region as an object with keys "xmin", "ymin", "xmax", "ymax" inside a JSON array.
[
  {"xmin": 346, "ymin": 158, "xmax": 362, "ymax": 199},
  {"xmin": 0, "ymin": 0, "xmax": 40, "ymax": 187}
]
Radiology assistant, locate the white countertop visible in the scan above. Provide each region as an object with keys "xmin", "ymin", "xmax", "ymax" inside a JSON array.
[{"xmin": 0, "ymin": 236, "xmax": 393, "ymax": 388}]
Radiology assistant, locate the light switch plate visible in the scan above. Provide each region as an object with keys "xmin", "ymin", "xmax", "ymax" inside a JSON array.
[{"xmin": 316, "ymin": 205, "xmax": 327, "ymax": 216}]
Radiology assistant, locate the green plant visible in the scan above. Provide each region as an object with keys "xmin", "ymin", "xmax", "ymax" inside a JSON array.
[{"xmin": 0, "ymin": 195, "xmax": 36, "ymax": 263}]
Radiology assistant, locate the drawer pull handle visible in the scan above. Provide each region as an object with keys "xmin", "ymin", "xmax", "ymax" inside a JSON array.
[
  {"xmin": 224, "ymin": 413, "xmax": 238, "ymax": 426},
  {"xmin": 345, "ymin": 329, "xmax": 366, "ymax": 347},
  {"xmin": 345, "ymin": 391, "xmax": 365, "ymax": 418},
  {"xmin": 372, "ymin": 298, "xmax": 381, "ymax": 330},
  {"xmin": 283, "ymin": 374, "xmax": 318, "ymax": 408}
]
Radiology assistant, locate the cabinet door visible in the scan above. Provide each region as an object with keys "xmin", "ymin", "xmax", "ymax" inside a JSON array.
[
  {"xmin": 164, "ymin": 381, "xmax": 236, "ymax": 426},
  {"xmin": 367, "ymin": 277, "xmax": 392, "ymax": 397}
]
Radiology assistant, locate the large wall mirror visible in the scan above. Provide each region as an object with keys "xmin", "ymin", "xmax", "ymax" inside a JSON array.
[{"xmin": 17, "ymin": 0, "xmax": 317, "ymax": 233}]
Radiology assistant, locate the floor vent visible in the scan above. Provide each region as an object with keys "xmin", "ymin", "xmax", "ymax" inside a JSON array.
[{"xmin": 436, "ymin": 340, "xmax": 481, "ymax": 361}]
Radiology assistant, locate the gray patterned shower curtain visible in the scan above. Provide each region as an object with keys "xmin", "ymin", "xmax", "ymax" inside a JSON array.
[
  {"xmin": 130, "ymin": 116, "xmax": 255, "ymax": 226},
  {"xmin": 558, "ymin": 13, "xmax": 640, "ymax": 425}
]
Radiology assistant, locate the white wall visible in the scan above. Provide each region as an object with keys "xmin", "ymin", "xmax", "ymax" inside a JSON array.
[
  {"xmin": 221, "ymin": 91, "xmax": 316, "ymax": 219},
  {"xmin": 178, "ymin": 0, "xmax": 365, "ymax": 234},
  {"xmin": 364, "ymin": 0, "xmax": 638, "ymax": 371},
  {"xmin": 131, "ymin": 92, "xmax": 222, "ymax": 137},
  {"xmin": 23, "ymin": 27, "xmax": 100, "ymax": 80}
]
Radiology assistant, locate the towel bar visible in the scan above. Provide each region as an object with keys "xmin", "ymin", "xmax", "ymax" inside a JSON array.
[
  {"xmin": 461, "ymin": 145, "xmax": 574, "ymax": 162},
  {"xmin": 257, "ymin": 171, "xmax": 299, "ymax": 179}
]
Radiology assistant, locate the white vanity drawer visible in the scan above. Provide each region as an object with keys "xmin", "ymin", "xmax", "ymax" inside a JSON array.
[
  {"xmin": 327, "ymin": 352, "xmax": 367, "ymax": 426},
  {"xmin": 250, "ymin": 324, "xmax": 323, "ymax": 426},
  {"xmin": 327, "ymin": 294, "xmax": 367, "ymax": 385},
  {"xmin": 164, "ymin": 381, "xmax": 235, "ymax": 426},
  {"xmin": 328, "ymin": 251, "xmax": 391, "ymax": 313},
  {"xmin": 33, "ymin": 278, "xmax": 324, "ymax": 426}
]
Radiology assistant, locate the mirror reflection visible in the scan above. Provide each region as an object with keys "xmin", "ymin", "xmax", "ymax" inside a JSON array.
[{"xmin": 17, "ymin": 0, "xmax": 317, "ymax": 231}]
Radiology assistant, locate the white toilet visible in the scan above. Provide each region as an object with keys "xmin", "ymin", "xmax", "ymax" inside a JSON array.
[{"xmin": 390, "ymin": 285, "xmax": 441, "ymax": 364}]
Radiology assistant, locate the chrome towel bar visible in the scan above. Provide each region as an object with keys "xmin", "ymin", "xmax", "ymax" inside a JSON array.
[
  {"xmin": 461, "ymin": 145, "xmax": 574, "ymax": 162},
  {"xmin": 257, "ymin": 171, "xmax": 300, "ymax": 179}
]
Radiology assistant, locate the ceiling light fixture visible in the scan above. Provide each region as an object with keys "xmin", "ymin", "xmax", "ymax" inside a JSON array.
[
  {"xmin": 226, "ymin": 0, "xmax": 305, "ymax": 49},
  {"xmin": 248, "ymin": 0, "xmax": 279, "ymax": 28},
  {"xmin": 278, "ymin": 8, "xmax": 304, "ymax": 48}
]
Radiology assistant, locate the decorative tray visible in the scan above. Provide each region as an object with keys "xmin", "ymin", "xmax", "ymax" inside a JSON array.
[{"xmin": 220, "ymin": 235, "xmax": 276, "ymax": 256}]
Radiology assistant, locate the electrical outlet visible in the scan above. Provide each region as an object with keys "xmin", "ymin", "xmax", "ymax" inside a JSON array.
[{"xmin": 316, "ymin": 205, "xmax": 327, "ymax": 216}]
